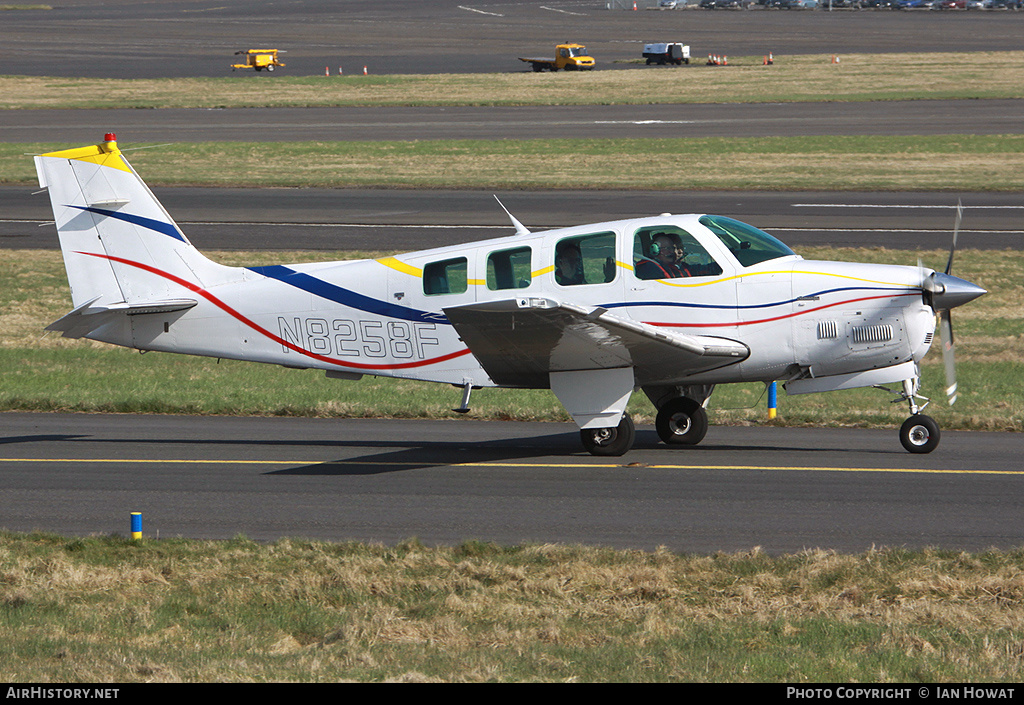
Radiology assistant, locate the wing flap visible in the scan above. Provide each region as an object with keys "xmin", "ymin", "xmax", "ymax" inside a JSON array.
[{"xmin": 443, "ymin": 297, "xmax": 748, "ymax": 388}]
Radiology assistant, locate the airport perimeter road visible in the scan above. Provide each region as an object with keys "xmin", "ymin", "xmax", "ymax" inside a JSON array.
[
  {"xmin": 3, "ymin": 187, "xmax": 1020, "ymax": 252},
  {"xmin": 5, "ymin": 0, "xmax": 1024, "ymax": 78},
  {"xmin": 2, "ymin": 412, "xmax": 1022, "ymax": 554}
]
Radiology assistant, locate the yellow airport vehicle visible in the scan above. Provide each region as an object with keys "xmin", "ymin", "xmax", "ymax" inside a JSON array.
[
  {"xmin": 518, "ymin": 43, "xmax": 595, "ymax": 72},
  {"xmin": 231, "ymin": 49, "xmax": 285, "ymax": 72}
]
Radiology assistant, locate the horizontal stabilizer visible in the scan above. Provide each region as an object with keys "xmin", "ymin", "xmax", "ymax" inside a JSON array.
[
  {"xmin": 47, "ymin": 297, "xmax": 197, "ymax": 339},
  {"xmin": 444, "ymin": 297, "xmax": 748, "ymax": 388}
]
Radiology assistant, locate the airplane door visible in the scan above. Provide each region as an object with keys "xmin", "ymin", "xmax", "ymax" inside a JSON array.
[{"xmin": 737, "ymin": 271, "xmax": 796, "ymax": 372}]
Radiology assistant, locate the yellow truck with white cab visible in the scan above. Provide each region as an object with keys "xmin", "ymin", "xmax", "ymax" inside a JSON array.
[{"xmin": 518, "ymin": 43, "xmax": 595, "ymax": 72}]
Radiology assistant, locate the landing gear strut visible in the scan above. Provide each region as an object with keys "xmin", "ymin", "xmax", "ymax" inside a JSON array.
[{"xmin": 883, "ymin": 377, "xmax": 941, "ymax": 454}]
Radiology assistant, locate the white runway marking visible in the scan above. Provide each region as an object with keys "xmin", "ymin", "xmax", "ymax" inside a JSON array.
[
  {"xmin": 458, "ymin": 5, "xmax": 504, "ymax": 16},
  {"xmin": 540, "ymin": 5, "xmax": 588, "ymax": 15}
]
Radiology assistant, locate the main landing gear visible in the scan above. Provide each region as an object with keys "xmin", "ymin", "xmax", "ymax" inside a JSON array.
[
  {"xmin": 580, "ymin": 393, "xmax": 710, "ymax": 456},
  {"xmin": 579, "ymin": 386, "xmax": 714, "ymax": 457},
  {"xmin": 580, "ymin": 413, "xmax": 635, "ymax": 456},
  {"xmin": 655, "ymin": 396, "xmax": 708, "ymax": 446}
]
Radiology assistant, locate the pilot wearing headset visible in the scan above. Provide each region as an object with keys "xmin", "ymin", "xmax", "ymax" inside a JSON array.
[{"xmin": 635, "ymin": 232, "xmax": 691, "ymax": 280}]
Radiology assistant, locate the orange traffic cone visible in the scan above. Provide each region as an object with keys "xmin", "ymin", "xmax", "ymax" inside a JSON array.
[
  {"xmin": 325, "ymin": 66, "xmax": 330, "ymax": 76},
  {"xmin": 363, "ymin": 65, "xmax": 368, "ymax": 75}
]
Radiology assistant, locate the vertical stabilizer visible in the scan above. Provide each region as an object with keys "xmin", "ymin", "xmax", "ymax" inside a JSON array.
[{"xmin": 35, "ymin": 134, "xmax": 238, "ymax": 310}]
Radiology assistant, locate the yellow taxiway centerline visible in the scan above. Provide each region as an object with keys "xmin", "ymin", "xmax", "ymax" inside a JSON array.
[{"xmin": 0, "ymin": 458, "xmax": 1021, "ymax": 476}]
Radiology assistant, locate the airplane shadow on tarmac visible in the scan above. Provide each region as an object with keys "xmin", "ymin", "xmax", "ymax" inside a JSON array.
[{"xmin": 1, "ymin": 427, "xmax": 915, "ymax": 476}]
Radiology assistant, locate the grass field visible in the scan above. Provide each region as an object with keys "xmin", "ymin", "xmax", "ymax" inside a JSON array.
[
  {"xmin": 6, "ymin": 135, "xmax": 1024, "ymax": 191},
  {"xmin": 3, "ymin": 532, "xmax": 1024, "ymax": 682}
]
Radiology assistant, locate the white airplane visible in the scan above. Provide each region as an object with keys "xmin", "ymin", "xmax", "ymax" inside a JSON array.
[{"xmin": 34, "ymin": 134, "xmax": 987, "ymax": 456}]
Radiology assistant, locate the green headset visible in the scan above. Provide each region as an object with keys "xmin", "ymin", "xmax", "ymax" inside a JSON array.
[{"xmin": 649, "ymin": 234, "xmax": 680, "ymax": 257}]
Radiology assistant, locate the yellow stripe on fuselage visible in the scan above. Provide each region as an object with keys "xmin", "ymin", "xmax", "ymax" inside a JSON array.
[
  {"xmin": 375, "ymin": 256, "xmax": 423, "ymax": 277},
  {"xmin": 652, "ymin": 269, "xmax": 915, "ymax": 290}
]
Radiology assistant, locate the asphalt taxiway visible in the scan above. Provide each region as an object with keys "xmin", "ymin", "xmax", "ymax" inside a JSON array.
[{"xmin": 3, "ymin": 412, "xmax": 1022, "ymax": 553}]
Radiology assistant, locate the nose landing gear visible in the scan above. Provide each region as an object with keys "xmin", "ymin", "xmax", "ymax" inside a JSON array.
[{"xmin": 881, "ymin": 376, "xmax": 941, "ymax": 454}]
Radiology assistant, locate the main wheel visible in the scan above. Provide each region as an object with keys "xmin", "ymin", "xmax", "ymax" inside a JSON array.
[
  {"xmin": 656, "ymin": 397, "xmax": 708, "ymax": 446},
  {"xmin": 580, "ymin": 413, "xmax": 635, "ymax": 456},
  {"xmin": 899, "ymin": 414, "xmax": 940, "ymax": 454}
]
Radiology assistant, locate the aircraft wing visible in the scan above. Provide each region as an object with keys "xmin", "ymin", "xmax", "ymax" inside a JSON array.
[{"xmin": 443, "ymin": 297, "xmax": 748, "ymax": 389}]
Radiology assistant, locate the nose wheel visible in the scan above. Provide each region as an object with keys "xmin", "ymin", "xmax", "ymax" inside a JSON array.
[{"xmin": 900, "ymin": 414, "xmax": 940, "ymax": 454}]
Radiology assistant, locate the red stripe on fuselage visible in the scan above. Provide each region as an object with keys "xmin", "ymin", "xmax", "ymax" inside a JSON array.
[
  {"xmin": 645, "ymin": 293, "xmax": 919, "ymax": 328},
  {"xmin": 77, "ymin": 251, "xmax": 473, "ymax": 371}
]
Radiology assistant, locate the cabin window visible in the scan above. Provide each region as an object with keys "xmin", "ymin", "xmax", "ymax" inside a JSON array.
[
  {"xmin": 423, "ymin": 257, "xmax": 467, "ymax": 295},
  {"xmin": 486, "ymin": 246, "xmax": 532, "ymax": 291},
  {"xmin": 633, "ymin": 226, "xmax": 722, "ymax": 280},
  {"xmin": 554, "ymin": 232, "xmax": 617, "ymax": 287},
  {"xmin": 699, "ymin": 215, "xmax": 795, "ymax": 267}
]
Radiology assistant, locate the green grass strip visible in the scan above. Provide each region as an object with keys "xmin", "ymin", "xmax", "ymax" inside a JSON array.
[{"xmin": 7, "ymin": 135, "xmax": 1024, "ymax": 191}]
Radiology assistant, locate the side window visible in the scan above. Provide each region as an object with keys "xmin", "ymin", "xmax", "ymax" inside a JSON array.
[
  {"xmin": 423, "ymin": 257, "xmax": 467, "ymax": 295},
  {"xmin": 554, "ymin": 232, "xmax": 617, "ymax": 287},
  {"xmin": 486, "ymin": 247, "xmax": 532, "ymax": 291},
  {"xmin": 633, "ymin": 226, "xmax": 723, "ymax": 280}
]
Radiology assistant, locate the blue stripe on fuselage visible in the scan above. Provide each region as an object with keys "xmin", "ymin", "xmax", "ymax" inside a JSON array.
[
  {"xmin": 601, "ymin": 286, "xmax": 911, "ymax": 312},
  {"xmin": 248, "ymin": 265, "xmax": 448, "ymax": 324}
]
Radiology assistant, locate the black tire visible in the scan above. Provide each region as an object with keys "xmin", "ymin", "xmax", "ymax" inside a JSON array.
[
  {"xmin": 900, "ymin": 414, "xmax": 940, "ymax": 454},
  {"xmin": 580, "ymin": 413, "xmax": 635, "ymax": 456},
  {"xmin": 656, "ymin": 397, "xmax": 709, "ymax": 446}
]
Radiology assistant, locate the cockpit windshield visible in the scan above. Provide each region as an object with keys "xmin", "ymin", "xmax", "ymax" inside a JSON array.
[
  {"xmin": 699, "ymin": 215, "xmax": 796, "ymax": 267},
  {"xmin": 570, "ymin": 47, "xmax": 589, "ymax": 57}
]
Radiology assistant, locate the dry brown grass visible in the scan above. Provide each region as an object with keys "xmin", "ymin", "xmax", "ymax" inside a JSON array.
[
  {"xmin": 4, "ymin": 535, "xmax": 1024, "ymax": 681},
  {"xmin": 3, "ymin": 52, "xmax": 1024, "ymax": 109}
]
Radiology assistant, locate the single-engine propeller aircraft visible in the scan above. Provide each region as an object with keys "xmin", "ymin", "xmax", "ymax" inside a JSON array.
[{"xmin": 34, "ymin": 135, "xmax": 987, "ymax": 455}]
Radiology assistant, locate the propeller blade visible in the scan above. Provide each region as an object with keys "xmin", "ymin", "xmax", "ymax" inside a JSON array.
[
  {"xmin": 939, "ymin": 309, "xmax": 957, "ymax": 405},
  {"xmin": 945, "ymin": 199, "xmax": 962, "ymax": 276}
]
